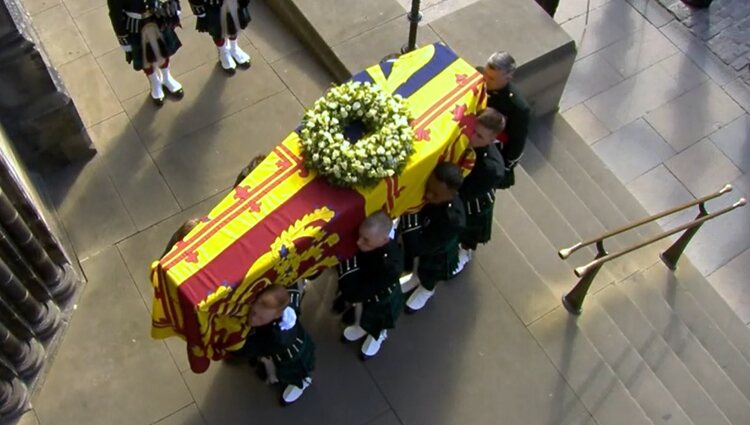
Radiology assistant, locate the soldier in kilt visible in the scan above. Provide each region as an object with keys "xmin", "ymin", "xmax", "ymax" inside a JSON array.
[
  {"xmin": 337, "ymin": 211, "xmax": 404, "ymax": 358},
  {"xmin": 236, "ymin": 284, "xmax": 315, "ymax": 405},
  {"xmin": 189, "ymin": 0, "xmax": 252, "ymax": 73},
  {"xmin": 108, "ymin": 0, "xmax": 185, "ymax": 106},
  {"xmin": 453, "ymin": 109, "xmax": 507, "ymax": 275},
  {"xmin": 401, "ymin": 163, "xmax": 466, "ymax": 312}
]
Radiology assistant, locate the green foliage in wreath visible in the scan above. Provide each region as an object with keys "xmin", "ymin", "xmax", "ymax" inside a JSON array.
[{"xmin": 299, "ymin": 81, "xmax": 415, "ymax": 188}]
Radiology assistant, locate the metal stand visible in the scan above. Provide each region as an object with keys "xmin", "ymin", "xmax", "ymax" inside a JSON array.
[
  {"xmin": 660, "ymin": 202, "xmax": 708, "ymax": 270},
  {"xmin": 562, "ymin": 241, "xmax": 607, "ymax": 314},
  {"xmin": 401, "ymin": 0, "xmax": 422, "ymax": 53}
]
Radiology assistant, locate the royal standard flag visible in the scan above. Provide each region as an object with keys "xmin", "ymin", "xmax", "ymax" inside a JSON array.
[{"xmin": 150, "ymin": 42, "xmax": 486, "ymax": 373}]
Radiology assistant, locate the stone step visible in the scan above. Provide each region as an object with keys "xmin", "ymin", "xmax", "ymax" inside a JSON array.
[
  {"xmin": 493, "ymin": 189, "xmax": 584, "ymax": 300},
  {"xmin": 528, "ymin": 306, "xmax": 655, "ymax": 425},
  {"xmin": 474, "ymin": 220, "xmax": 559, "ymax": 326},
  {"xmin": 577, "ymin": 300, "xmax": 694, "ymax": 425},
  {"xmin": 671, "ymin": 260, "xmax": 750, "ymax": 368},
  {"xmin": 519, "ymin": 138, "xmax": 641, "ymax": 283},
  {"xmin": 526, "ymin": 122, "xmax": 665, "ymax": 271},
  {"xmin": 510, "ymin": 164, "xmax": 618, "ymax": 287},
  {"xmin": 597, "ymin": 279, "xmax": 750, "ymax": 425},
  {"xmin": 542, "ymin": 114, "xmax": 660, "ymax": 229},
  {"xmin": 626, "ymin": 265, "xmax": 750, "ymax": 403}
]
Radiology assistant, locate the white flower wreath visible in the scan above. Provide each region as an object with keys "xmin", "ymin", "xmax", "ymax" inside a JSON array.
[{"xmin": 298, "ymin": 81, "xmax": 415, "ymax": 188}]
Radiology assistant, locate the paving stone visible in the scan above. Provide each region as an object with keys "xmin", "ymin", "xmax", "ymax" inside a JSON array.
[
  {"xmin": 645, "ymin": 80, "xmax": 744, "ymax": 151},
  {"xmin": 665, "ymin": 138, "xmax": 742, "ymax": 197},
  {"xmin": 562, "ymin": 103, "xmax": 611, "ymax": 144},
  {"xmin": 58, "ymin": 54, "xmax": 123, "ymax": 128},
  {"xmin": 271, "ymin": 48, "xmax": 334, "ymax": 108},
  {"xmin": 655, "ymin": 52, "xmax": 710, "ymax": 94},
  {"xmin": 32, "ymin": 4, "xmax": 89, "ymax": 68},
  {"xmin": 369, "ymin": 267, "xmax": 593, "ymax": 425},
  {"xmin": 625, "ymin": 0, "xmax": 674, "ymax": 27},
  {"xmin": 62, "ymin": 0, "xmax": 100, "ymax": 17},
  {"xmin": 710, "ymin": 114, "xmax": 750, "ymax": 173},
  {"xmin": 723, "ymin": 78, "xmax": 750, "ymax": 113},
  {"xmin": 730, "ymin": 173, "xmax": 750, "ymax": 198},
  {"xmin": 554, "ymin": 0, "xmax": 612, "ymax": 25},
  {"xmin": 41, "ymin": 157, "xmax": 136, "ymax": 259},
  {"xmin": 415, "ymin": 0, "xmax": 481, "ymax": 24},
  {"xmin": 561, "ymin": 5, "xmax": 636, "ymax": 60},
  {"xmin": 152, "ymin": 90, "xmax": 302, "ymax": 208},
  {"xmin": 364, "ymin": 410, "xmax": 402, "ymax": 425},
  {"xmin": 660, "ymin": 20, "xmax": 737, "ymax": 86},
  {"xmin": 244, "ymin": 0, "xmax": 303, "ymax": 63},
  {"xmin": 74, "ymin": 5, "xmax": 118, "ymax": 58},
  {"xmin": 33, "ymin": 247, "xmax": 192, "ymax": 425},
  {"xmin": 626, "ymin": 164, "xmax": 697, "ymax": 228},
  {"xmin": 599, "ymin": 24, "xmax": 678, "ymax": 78},
  {"xmin": 683, "ymin": 184, "xmax": 750, "ymax": 276},
  {"xmin": 21, "ymin": 0, "xmax": 60, "ymax": 15},
  {"xmin": 584, "ymin": 61, "xmax": 683, "ymax": 131},
  {"xmin": 591, "ymin": 118, "xmax": 676, "ymax": 183},
  {"xmin": 560, "ymin": 51, "xmax": 624, "ymax": 111},
  {"xmin": 96, "ymin": 48, "xmax": 151, "ymax": 103},
  {"xmin": 152, "ymin": 404, "xmax": 206, "ymax": 425},
  {"xmin": 123, "ymin": 50, "xmax": 286, "ymax": 153},
  {"xmin": 87, "ymin": 113, "xmax": 180, "ymax": 231},
  {"xmin": 709, "ymin": 248, "xmax": 750, "ymax": 325}
]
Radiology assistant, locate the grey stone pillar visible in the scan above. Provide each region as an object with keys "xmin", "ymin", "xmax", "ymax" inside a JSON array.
[
  {"xmin": 0, "ymin": 0, "xmax": 95, "ymax": 168},
  {"xmin": 0, "ymin": 358, "xmax": 29, "ymax": 420},
  {"xmin": 0, "ymin": 256, "xmax": 60, "ymax": 339},
  {"xmin": 0, "ymin": 320, "xmax": 44, "ymax": 379},
  {"xmin": 0, "ymin": 188, "xmax": 76, "ymax": 302}
]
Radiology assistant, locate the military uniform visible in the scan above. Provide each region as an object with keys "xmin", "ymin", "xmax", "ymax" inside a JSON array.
[
  {"xmin": 401, "ymin": 198, "xmax": 466, "ymax": 291},
  {"xmin": 107, "ymin": 0, "xmax": 182, "ymax": 71},
  {"xmin": 188, "ymin": 0, "xmax": 251, "ymax": 71},
  {"xmin": 337, "ymin": 239, "xmax": 404, "ymax": 338},
  {"xmin": 236, "ymin": 288, "xmax": 314, "ymax": 390},
  {"xmin": 459, "ymin": 144, "xmax": 505, "ymax": 250},
  {"xmin": 188, "ymin": 0, "xmax": 251, "ymax": 40},
  {"xmin": 487, "ymin": 82, "xmax": 530, "ymax": 188}
]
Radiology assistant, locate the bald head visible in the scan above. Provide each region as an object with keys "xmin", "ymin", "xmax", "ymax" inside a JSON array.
[{"xmin": 357, "ymin": 211, "xmax": 393, "ymax": 252}]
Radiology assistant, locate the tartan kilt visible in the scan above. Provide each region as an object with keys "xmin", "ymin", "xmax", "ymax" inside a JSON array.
[
  {"xmin": 197, "ymin": 0, "xmax": 252, "ymax": 39},
  {"xmin": 360, "ymin": 286, "xmax": 404, "ymax": 337},
  {"xmin": 460, "ymin": 206, "xmax": 494, "ymax": 250},
  {"xmin": 276, "ymin": 329, "xmax": 315, "ymax": 388},
  {"xmin": 417, "ymin": 237, "xmax": 459, "ymax": 290},
  {"xmin": 127, "ymin": 26, "xmax": 182, "ymax": 71}
]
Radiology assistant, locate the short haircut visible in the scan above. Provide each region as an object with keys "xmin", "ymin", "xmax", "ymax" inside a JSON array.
[
  {"xmin": 234, "ymin": 154, "xmax": 267, "ymax": 188},
  {"xmin": 486, "ymin": 51, "xmax": 517, "ymax": 75},
  {"xmin": 257, "ymin": 284, "xmax": 290, "ymax": 309},
  {"xmin": 433, "ymin": 162, "xmax": 464, "ymax": 191},
  {"xmin": 361, "ymin": 210, "xmax": 393, "ymax": 238},
  {"xmin": 477, "ymin": 108, "xmax": 506, "ymax": 134},
  {"xmin": 163, "ymin": 218, "xmax": 200, "ymax": 256}
]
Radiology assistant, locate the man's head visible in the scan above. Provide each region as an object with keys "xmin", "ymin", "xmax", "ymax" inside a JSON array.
[
  {"xmin": 471, "ymin": 108, "xmax": 506, "ymax": 148},
  {"xmin": 484, "ymin": 51, "xmax": 517, "ymax": 91},
  {"xmin": 234, "ymin": 154, "xmax": 267, "ymax": 188},
  {"xmin": 173, "ymin": 218, "xmax": 200, "ymax": 244},
  {"xmin": 248, "ymin": 284, "xmax": 289, "ymax": 327},
  {"xmin": 424, "ymin": 162, "xmax": 463, "ymax": 205},
  {"xmin": 357, "ymin": 210, "xmax": 393, "ymax": 252}
]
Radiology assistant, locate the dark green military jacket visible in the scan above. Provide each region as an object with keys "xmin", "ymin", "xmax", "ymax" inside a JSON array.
[
  {"xmin": 487, "ymin": 82, "xmax": 530, "ymax": 169},
  {"xmin": 338, "ymin": 239, "xmax": 403, "ymax": 303},
  {"xmin": 460, "ymin": 144, "xmax": 505, "ymax": 201}
]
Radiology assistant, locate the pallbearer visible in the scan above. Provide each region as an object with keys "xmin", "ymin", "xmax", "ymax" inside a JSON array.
[
  {"xmin": 108, "ymin": 0, "xmax": 184, "ymax": 106},
  {"xmin": 189, "ymin": 0, "xmax": 252, "ymax": 72},
  {"xmin": 402, "ymin": 162, "xmax": 466, "ymax": 312},
  {"xmin": 338, "ymin": 211, "xmax": 404, "ymax": 358},
  {"xmin": 453, "ymin": 109, "xmax": 506, "ymax": 274}
]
